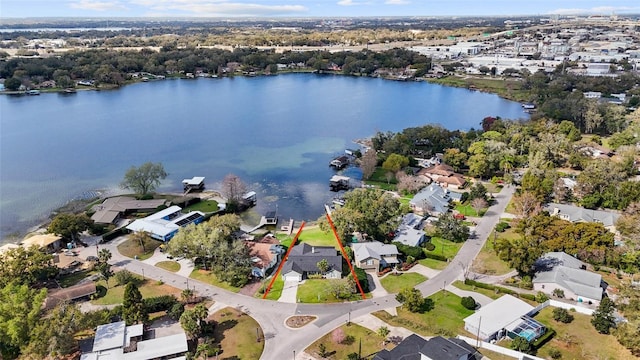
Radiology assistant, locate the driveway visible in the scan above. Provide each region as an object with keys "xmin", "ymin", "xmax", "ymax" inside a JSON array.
[
  {"xmin": 278, "ymin": 279, "xmax": 300, "ymax": 303},
  {"xmin": 367, "ymin": 271, "xmax": 389, "ymax": 298}
]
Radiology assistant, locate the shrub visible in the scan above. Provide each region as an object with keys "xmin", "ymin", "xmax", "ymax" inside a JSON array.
[
  {"xmin": 168, "ymin": 303, "xmax": 185, "ymax": 320},
  {"xmin": 332, "ymin": 328, "xmax": 346, "ymax": 344},
  {"xmin": 553, "ymin": 308, "xmax": 574, "ymax": 323},
  {"xmin": 424, "ymin": 242, "xmax": 436, "ymax": 251},
  {"xmin": 547, "ymin": 348, "xmax": 562, "ymax": 359},
  {"xmin": 144, "ymin": 295, "xmax": 178, "ymax": 313},
  {"xmin": 461, "ymin": 296, "xmax": 477, "ymax": 310},
  {"xmin": 114, "ymin": 269, "xmax": 141, "ymax": 286},
  {"xmin": 495, "ymin": 221, "xmax": 510, "ymax": 232},
  {"xmin": 535, "ymin": 291, "xmax": 549, "ymax": 303},
  {"xmin": 406, "ymin": 255, "xmax": 416, "ymax": 264},
  {"xmin": 552, "ymin": 288, "xmax": 565, "ymax": 298},
  {"xmin": 393, "ymin": 242, "xmax": 425, "ymax": 260}
]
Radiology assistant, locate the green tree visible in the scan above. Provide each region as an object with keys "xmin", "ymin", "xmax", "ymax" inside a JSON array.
[
  {"xmin": 468, "ymin": 183, "xmax": 488, "ymax": 201},
  {"xmin": 318, "ymin": 188, "xmax": 401, "ymax": 242},
  {"xmin": 615, "ymin": 320, "xmax": 640, "ymax": 356},
  {"xmin": 461, "ymin": 296, "xmax": 477, "ymax": 310},
  {"xmin": 377, "ymin": 326, "xmax": 390, "ymax": 346},
  {"xmin": 0, "ymin": 246, "xmax": 57, "ymax": 287},
  {"xmin": 122, "ymin": 282, "xmax": 148, "ymax": 325},
  {"xmin": 443, "ymin": 148, "xmax": 468, "ymax": 172},
  {"xmin": 180, "ymin": 303, "xmax": 209, "ymax": 339},
  {"xmin": 382, "ymin": 153, "xmax": 409, "ymax": 174},
  {"xmin": 395, "ymin": 287, "xmax": 427, "ymax": 313},
  {"xmin": 552, "ymin": 307, "xmax": 574, "ymax": 323},
  {"xmin": 510, "ymin": 336, "xmax": 534, "ymax": 354},
  {"xmin": 0, "ymin": 282, "xmax": 47, "ymax": 357},
  {"xmin": 47, "ymin": 213, "xmax": 92, "ymax": 243},
  {"xmin": 591, "ymin": 297, "xmax": 616, "ymax": 334},
  {"xmin": 317, "ymin": 259, "xmax": 330, "ymax": 274},
  {"xmin": 434, "ymin": 213, "xmax": 470, "ymax": 243},
  {"xmin": 23, "ymin": 303, "xmax": 83, "ymax": 358},
  {"xmin": 121, "ymin": 162, "xmax": 167, "ymax": 195},
  {"xmin": 4, "ymin": 77, "xmax": 21, "ymax": 91}
]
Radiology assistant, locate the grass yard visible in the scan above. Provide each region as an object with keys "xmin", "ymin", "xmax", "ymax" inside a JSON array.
[
  {"xmin": 533, "ymin": 307, "xmax": 635, "ymax": 360},
  {"xmin": 373, "ymin": 292, "xmax": 474, "ymax": 337},
  {"xmin": 155, "ymin": 260, "xmax": 180, "ymax": 272},
  {"xmin": 117, "ymin": 237, "xmax": 162, "ymax": 260},
  {"xmin": 306, "ymin": 324, "xmax": 389, "ymax": 360},
  {"xmin": 258, "ymin": 276, "xmax": 284, "ymax": 300},
  {"xmin": 58, "ymin": 269, "xmax": 96, "ymax": 287},
  {"xmin": 471, "ymin": 234, "xmax": 513, "ymax": 276},
  {"xmin": 426, "ymin": 76, "xmax": 529, "ymax": 102},
  {"xmin": 91, "ymin": 278, "xmax": 181, "ymax": 305},
  {"xmin": 210, "ymin": 307, "xmax": 264, "ymax": 360},
  {"xmin": 451, "ymin": 280, "xmax": 500, "ymax": 300},
  {"xmin": 380, "ymin": 272, "xmax": 427, "ymax": 293},
  {"xmin": 455, "ymin": 204, "xmax": 486, "ymax": 217},
  {"xmin": 426, "ymin": 237, "xmax": 463, "ymax": 260},
  {"xmin": 398, "ymin": 196, "xmax": 413, "ymax": 207},
  {"xmin": 182, "ymin": 199, "xmax": 219, "ymax": 213},
  {"xmin": 189, "ymin": 269, "xmax": 241, "ymax": 293},
  {"xmin": 297, "ymin": 279, "xmax": 369, "ymax": 303},
  {"xmin": 279, "ymin": 225, "xmax": 341, "ymax": 249},
  {"xmin": 418, "ymin": 258, "xmax": 449, "ymax": 270}
]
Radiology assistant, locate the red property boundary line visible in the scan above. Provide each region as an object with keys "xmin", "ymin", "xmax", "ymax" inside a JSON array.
[
  {"xmin": 325, "ymin": 209, "xmax": 367, "ymax": 300},
  {"xmin": 262, "ymin": 221, "xmax": 306, "ymax": 299}
]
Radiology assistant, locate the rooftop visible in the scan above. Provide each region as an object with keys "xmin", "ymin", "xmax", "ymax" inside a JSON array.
[{"xmin": 464, "ymin": 295, "xmax": 535, "ymax": 338}]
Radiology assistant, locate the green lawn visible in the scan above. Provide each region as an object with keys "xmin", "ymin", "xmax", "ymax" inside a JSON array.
[
  {"xmin": 451, "ymin": 280, "xmax": 500, "ymax": 300},
  {"xmin": 259, "ymin": 276, "xmax": 284, "ymax": 300},
  {"xmin": 210, "ymin": 307, "xmax": 264, "ymax": 360},
  {"xmin": 380, "ymin": 273, "xmax": 427, "ymax": 294},
  {"xmin": 297, "ymin": 279, "xmax": 369, "ymax": 303},
  {"xmin": 471, "ymin": 232, "xmax": 513, "ymax": 276},
  {"xmin": 91, "ymin": 278, "xmax": 181, "ymax": 305},
  {"xmin": 117, "ymin": 237, "xmax": 162, "ymax": 260},
  {"xmin": 155, "ymin": 260, "xmax": 181, "ymax": 272},
  {"xmin": 426, "ymin": 237, "xmax": 463, "ymax": 260},
  {"xmin": 189, "ymin": 269, "xmax": 241, "ymax": 293},
  {"xmin": 533, "ymin": 307, "xmax": 635, "ymax": 360},
  {"xmin": 373, "ymin": 292, "xmax": 474, "ymax": 337},
  {"xmin": 182, "ymin": 199, "xmax": 219, "ymax": 213},
  {"xmin": 279, "ymin": 225, "xmax": 341, "ymax": 249},
  {"xmin": 454, "ymin": 204, "xmax": 486, "ymax": 217},
  {"xmin": 306, "ymin": 324, "xmax": 389, "ymax": 359},
  {"xmin": 58, "ymin": 269, "xmax": 96, "ymax": 287},
  {"xmin": 398, "ymin": 196, "xmax": 413, "ymax": 206},
  {"xmin": 418, "ymin": 258, "xmax": 449, "ymax": 270}
]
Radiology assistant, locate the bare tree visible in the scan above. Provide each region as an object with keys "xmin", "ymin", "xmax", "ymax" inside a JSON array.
[
  {"xmin": 470, "ymin": 197, "xmax": 488, "ymax": 217},
  {"xmin": 221, "ymin": 173, "xmax": 248, "ymax": 210},
  {"xmin": 553, "ymin": 178, "xmax": 568, "ymax": 203},
  {"xmin": 396, "ymin": 172, "xmax": 428, "ymax": 194},
  {"xmin": 512, "ymin": 191, "xmax": 542, "ymax": 219},
  {"xmin": 360, "ymin": 149, "xmax": 377, "ymax": 180}
]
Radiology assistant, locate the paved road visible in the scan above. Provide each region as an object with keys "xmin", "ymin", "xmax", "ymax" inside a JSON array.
[{"xmin": 88, "ymin": 185, "xmax": 515, "ymax": 359}]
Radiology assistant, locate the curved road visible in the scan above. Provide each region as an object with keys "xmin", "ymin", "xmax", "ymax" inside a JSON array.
[{"xmin": 100, "ymin": 185, "xmax": 515, "ymax": 359}]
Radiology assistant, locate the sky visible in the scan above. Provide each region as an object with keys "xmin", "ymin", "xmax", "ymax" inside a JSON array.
[{"xmin": 1, "ymin": 0, "xmax": 639, "ymax": 19}]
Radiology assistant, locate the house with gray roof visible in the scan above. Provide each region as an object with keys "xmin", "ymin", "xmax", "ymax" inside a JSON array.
[
  {"xmin": 281, "ymin": 243, "xmax": 343, "ymax": 282},
  {"xmin": 544, "ymin": 203, "xmax": 621, "ymax": 232},
  {"xmin": 90, "ymin": 196, "xmax": 167, "ymax": 225},
  {"xmin": 373, "ymin": 334, "xmax": 479, "ymax": 360},
  {"xmin": 352, "ymin": 241, "xmax": 399, "ymax": 271},
  {"xmin": 533, "ymin": 251, "xmax": 605, "ymax": 305},
  {"xmin": 410, "ymin": 184, "xmax": 453, "ymax": 215},
  {"xmin": 393, "ymin": 213, "xmax": 429, "ymax": 247},
  {"xmin": 126, "ymin": 206, "xmax": 205, "ymax": 242}
]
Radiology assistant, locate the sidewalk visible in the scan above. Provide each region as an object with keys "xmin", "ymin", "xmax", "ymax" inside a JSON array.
[
  {"xmin": 352, "ymin": 313, "xmax": 423, "ymax": 340},
  {"xmin": 445, "ymin": 285, "xmax": 493, "ymax": 307}
]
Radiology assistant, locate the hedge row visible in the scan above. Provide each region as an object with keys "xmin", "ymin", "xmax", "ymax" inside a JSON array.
[
  {"xmin": 101, "ymin": 227, "xmax": 128, "ymax": 243},
  {"xmin": 532, "ymin": 328, "xmax": 556, "ymax": 348},
  {"xmin": 463, "ymin": 279, "xmax": 538, "ymax": 303},
  {"xmin": 144, "ymin": 295, "xmax": 179, "ymax": 313}
]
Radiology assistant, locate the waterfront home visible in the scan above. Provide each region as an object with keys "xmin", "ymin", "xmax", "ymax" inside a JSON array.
[
  {"xmin": 90, "ymin": 196, "xmax": 167, "ymax": 225},
  {"xmin": 329, "ymin": 175, "xmax": 350, "ymax": 191},
  {"xmin": 533, "ymin": 252, "xmax": 605, "ymax": 305},
  {"xmin": 410, "ymin": 184, "xmax": 456, "ymax": 215},
  {"xmin": 351, "ymin": 241, "xmax": 399, "ymax": 271},
  {"xmin": 281, "ymin": 243, "xmax": 343, "ymax": 282},
  {"xmin": 21, "ymin": 234, "xmax": 62, "ymax": 253},
  {"xmin": 417, "ymin": 163, "xmax": 467, "ymax": 189},
  {"xmin": 182, "ymin": 176, "xmax": 205, "ymax": 192},
  {"xmin": 126, "ymin": 206, "xmax": 205, "ymax": 242}
]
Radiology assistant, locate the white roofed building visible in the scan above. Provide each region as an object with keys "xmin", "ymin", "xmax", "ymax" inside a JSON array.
[{"xmin": 126, "ymin": 206, "xmax": 205, "ymax": 241}]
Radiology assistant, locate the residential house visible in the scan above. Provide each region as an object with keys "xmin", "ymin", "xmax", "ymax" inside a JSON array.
[
  {"xmin": 393, "ymin": 213, "xmax": 429, "ymax": 247},
  {"xmin": 410, "ymin": 184, "xmax": 457, "ymax": 215},
  {"xmin": 373, "ymin": 334, "xmax": 480, "ymax": 360},
  {"xmin": 80, "ymin": 321, "xmax": 188, "ymax": 360},
  {"xmin": 533, "ymin": 251, "xmax": 605, "ymax": 305},
  {"xmin": 21, "ymin": 234, "xmax": 62, "ymax": 253},
  {"xmin": 245, "ymin": 236, "xmax": 285, "ymax": 278},
  {"xmin": 182, "ymin": 176, "xmax": 205, "ymax": 192},
  {"xmin": 281, "ymin": 243, "xmax": 343, "ymax": 282},
  {"xmin": 126, "ymin": 206, "xmax": 205, "ymax": 242},
  {"xmin": 44, "ymin": 281, "xmax": 97, "ymax": 309},
  {"xmin": 91, "ymin": 196, "xmax": 167, "ymax": 225},
  {"xmin": 418, "ymin": 163, "xmax": 467, "ymax": 189},
  {"xmin": 464, "ymin": 295, "xmax": 546, "ymax": 342},
  {"xmin": 544, "ymin": 202, "xmax": 621, "ymax": 232},
  {"xmin": 352, "ymin": 241, "xmax": 399, "ymax": 271}
]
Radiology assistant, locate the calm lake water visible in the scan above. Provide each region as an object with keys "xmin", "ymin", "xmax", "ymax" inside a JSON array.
[{"xmin": 0, "ymin": 74, "xmax": 528, "ymax": 241}]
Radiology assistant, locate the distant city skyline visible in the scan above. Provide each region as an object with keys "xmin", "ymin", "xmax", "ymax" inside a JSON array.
[{"xmin": 1, "ymin": 0, "xmax": 639, "ymax": 19}]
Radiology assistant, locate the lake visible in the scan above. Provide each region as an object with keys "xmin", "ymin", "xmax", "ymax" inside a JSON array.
[{"xmin": 0, "ymin": 73, "xmax": 528, "ymax": 242}]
